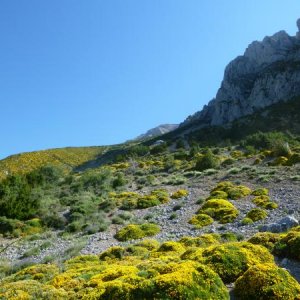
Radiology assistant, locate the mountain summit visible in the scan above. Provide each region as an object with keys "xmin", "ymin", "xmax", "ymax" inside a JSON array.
[
  {"xmin": 183, "ymin": 19, "xmax": 300, "ymax": 128},
  {"xmin": 135, "ymin": 124, "xmax": 178, "ymax": 140}
]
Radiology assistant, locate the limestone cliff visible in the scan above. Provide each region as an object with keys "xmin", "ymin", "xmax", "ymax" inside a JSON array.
[{"xmin": 183, "ymin": 19, "xmax": 300, "ymax": 127}]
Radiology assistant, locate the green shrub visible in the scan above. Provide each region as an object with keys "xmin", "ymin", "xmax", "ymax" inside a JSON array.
[
  {"xmin": 241, "ymin": 217, "xmax": 253, "ymax": 226},
  {"xmin": 151, "ymin": 261, "xmax": 229, "ymax": 299},
  {"xmin": 234, "ymin": 263, "xmax": 300, "ymax": 299},
  {"xmin": 287, "ymin": 152, "xmax": 300, "ymax": 165},
  {"xmin": 200, "ymin": 242, "xmax": 274, "ymax": 283},
  {"xmin": 211, "ymin": 181, "xmax": 251, "ymax": 200},
  {"xmin": 195, "ymin": 149, "xmax": 220, "ymax": 171},
  {"xmin": 158, "ymin": 241, "xmax": 185, "ymax": 253},
  {"xmin": 246, "ymin": 208, "xmax": 267, "ymax": 222},
  {"xmin": 271, "ymin": 141, "xmax": 292, "ymax": 157},
  {"xmin": 248, "ymin": 232, "xmax": 281, "ymax": 251},
  {"xmin": 221, "ymin": 158, "xmax": 235, "ymax": 166},
  {"xmin": 189, "ymin": 214, "xmax": 213, "ymax": 228},
  {"xmin": 273, "ymin": 231, "xmax": 300, "ymax": 260},
  {"xmin": 171, "ymin": 189, "xmax": 189, "ymax": 199},
  {"xmin": 99, "ymin": 246, "xmax": 126, "ymax": 260},
  {"xmin": 179, "ymin": 234, "xmax": 221, "ymax": 248},
  {"xmin": 226, "ymin": 185, "xmax": 251, "ymax": 200},
  {"xmin": 252, "ymin": 195, "xmax": 278, "ymax": 210},
  {"xmin": 251, "ymin": 188, "xmax": 269, "ymax": 196},
  {"xmin": 115, "ymin": 223, "xmax": 160, "ymax": 241},
  {"xmin": 207, "ymin": 190, "xmax": 228, "ymax": 200},
  {"xmin": 135, "ymin": 239, "xmax": 160, "ymax": 251},
  {"xmin": 137, "ymin": 195, "xmax": 161, "ymax": 209},
  {"xmin": 198, "ymin": 199, "xmax": 239, "ymax": 223},
  {"xmin": 0, "ymin": 175, "xmax": 40, "ymax": 220}
]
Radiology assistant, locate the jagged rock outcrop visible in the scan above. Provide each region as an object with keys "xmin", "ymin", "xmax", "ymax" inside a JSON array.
[{"xmin": 184, "ymin": 19, "xmax": 300, "ymax": 127}]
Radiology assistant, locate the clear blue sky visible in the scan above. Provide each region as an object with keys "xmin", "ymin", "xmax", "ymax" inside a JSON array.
[{"xmin": 1, "ymin": 1, "xmax": 300, "ymax": 159}]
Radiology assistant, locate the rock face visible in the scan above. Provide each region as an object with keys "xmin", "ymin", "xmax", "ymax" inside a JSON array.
[
  {"xmin": 135, "ymin": 124, "xmax": 179, "ymax": 140},
  {"xmin": 184, "ymin": 19, "xmax": 300, "ymax": 127}
]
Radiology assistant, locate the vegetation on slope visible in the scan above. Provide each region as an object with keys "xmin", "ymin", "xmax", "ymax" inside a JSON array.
[{"xmin": 0, "ymin": 147, "xmax": 105, "ymax": 179}]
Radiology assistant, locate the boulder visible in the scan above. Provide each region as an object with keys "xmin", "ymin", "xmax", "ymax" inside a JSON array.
[{"xmin": 259, "ymin": 215, "xmax": 299, "ymax": 233}]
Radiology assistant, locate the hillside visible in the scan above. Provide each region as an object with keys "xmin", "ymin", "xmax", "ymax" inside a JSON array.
[
  {"xmin": 1, "ymin": 20, "xmax": 300, "ymax": 300},
  {"xmin": 0, "ymin": 146, "xmax": 105, "ymax": 180}
]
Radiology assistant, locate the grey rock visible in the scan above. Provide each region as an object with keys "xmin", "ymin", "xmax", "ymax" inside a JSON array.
[
  {"xmin": 183, "ymin": 19, "xmax": 300, "ymax": 127},
  {"xmin": 259, "ymin": 215, "xmax": 299, "ymax": 233}
]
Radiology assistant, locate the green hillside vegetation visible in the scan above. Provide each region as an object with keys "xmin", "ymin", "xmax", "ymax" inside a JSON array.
[
  {"xmin": 0, "ymin": 129, "xmax": 299, "ymax": 237},
  {"xmin": 0, "ymin": 146, "xmax": 105, "ymax": 180}
]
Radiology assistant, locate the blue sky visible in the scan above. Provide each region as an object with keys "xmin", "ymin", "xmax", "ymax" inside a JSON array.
[{"xmin": 1, "ymin": 1, "xmax": 300, "ymax": 158}]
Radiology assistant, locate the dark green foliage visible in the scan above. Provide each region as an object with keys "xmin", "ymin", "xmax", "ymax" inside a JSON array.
[
  {"xmin": 112, "ymin": 172, "xmax": 127, "ymax": 188},
  {"xmin": 150, "ymin": 143, "xmax": 167, "ymax": 155},
  {"xmin": 127, "ymin": 145, "xmax": 150, "ymax": 157},
  {"xmin": 195, "ymin": 149, "xmax": 220, "ymax": 171},
  {"xmin": 26, "ymin": 165, "xmax": 63, "ymax": 187},
  {"xmin": 175, "ymin": 139, "xmax": 185, "ymax": 149},
  {"xmin": 241, "ymin": 131, "xmax": 291, "ymax": 152},
  {"xmin": 0, "ymin": 175, "xmax": 40, "ymax": 220}
]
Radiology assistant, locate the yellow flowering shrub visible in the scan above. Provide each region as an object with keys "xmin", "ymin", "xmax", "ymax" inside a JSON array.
[
  {"xmin": 252, "ymin": 195, "xmax": 278, "ymax": 209},
  {"xmin": 246, "ymin": 208, "xmax": 267, "ymax": 222},
  {"xmin": 198, "ymin": 199, "xmax": 239, "ymax": 223},
  {"xmin": 207, "ymin": 190, "xmax": 228, "ymax": 200},
  {"xmin": 0, "ymin": 280, "xmax": 68, "ymax": 299},
  {"xmin": 134, "ymin": 239, "xmax": 160, "ymax": 251},
  {"xmin": 179, "ymin": 234, "xmax": 221, "ymax": 248},
  {"xmin": 188, "ymin": 213, "xmax": 214, "ymax": 228},
  {"xmin": 273, "ymin": 231, "xmax": 300, "ymax": 260},
  {"xmin": 251, "ymin": 187, "xmax": 269, "ymax": 196},
  {"xmin": 109, "ymin": 189, "xmax": 169, "ymax": 210},
  {"xmin": 212, "ymin": 181, "xmax": 251, "ymax": 200},
  {"xmin": 157, "ymin": 241, "xmax": 185, "ymax": 253},
  {"xmin": 248, "ymin": 232, "xmax": 281, "ymax": 250},
  {"xmin": 199, "ymin": 242, "xmax": 274, "ymax": 283},
  {"xmin": 115, "ymin": 223, "xmax": 160, "ymax": 241},
  {"xmin": 170, "ymin": 189, "xmax": 189, "ymax": 199},
  {"xmin": 4, "ymin": 264, "xmax": 59, "ymax": 284},
  {"xmin": 234, "ymin": 263, "xmax": 300, "ymax": 299}
]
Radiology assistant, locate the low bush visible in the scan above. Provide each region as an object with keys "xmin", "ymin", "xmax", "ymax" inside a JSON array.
[
  {"xmin": 115, "ymin": 223, "xmax": 160, "ymax": 241},
  {"xmin": 234, "ymin": 263, "xmax": 300, "ymax": 299},
  {"xmin": 200, "ymin": 242, "xmax": 274, "ymax": 283},
  {"xmin": 157, "ymin": 241, "xmax": 185, "ymax": 253},
  {"xmin": 171, "ymin": 189, "xmax": 189, "ymax": 199},
  {"xmin": 195, "ymin": 149, "xmax": 220, "ymax": 171},
  {"xmin": 188, "ymin": 214, "xmax": 213, "ymax": 228},
  {"xmin": 198, "ymin": 199, "xmax": 239, "ymax": 223},
  {"xmin": 251, "ymin": 188, "xmax": 269, "ymax": 196},
  {"xmin": 273, "ymin": 231, "xmax": 300, "ymax": 260},
  {"xmin": 248, "ymin": 232, "xmax": 281, "ymax": 251},
  {"xmin": 252, "ymin": 195, "xmax": 278, "ymax": 209},
  {"xmin": 246, "ymin": 208, "xmax": 267, "ymax": 222},
  {"xmin": 211, "ymin": 181, "xmax": 251, "ymax": 200}
]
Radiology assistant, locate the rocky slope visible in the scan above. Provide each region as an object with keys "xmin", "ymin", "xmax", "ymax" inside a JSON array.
[{"xmin": 183, "ymin": 19, "xmax": 300, "ymax": 127}]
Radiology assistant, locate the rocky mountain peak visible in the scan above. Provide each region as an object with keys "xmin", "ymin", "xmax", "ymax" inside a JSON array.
[
  {"xmin": 183, "ymin": 19, "xmax": 300, "ymax": 127},
  {"xmin": 134, "ymin": 124, "xmax": 179, "ymax": 141}
]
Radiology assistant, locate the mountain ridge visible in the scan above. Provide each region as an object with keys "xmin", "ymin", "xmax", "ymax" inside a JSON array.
[
  {"xmin": 134, "ymin": 124, "xmax": 179, "ymax": 140},
  {"xmin": 182, "ymin": 19, "xmax": 300, "ymax": 128}
]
